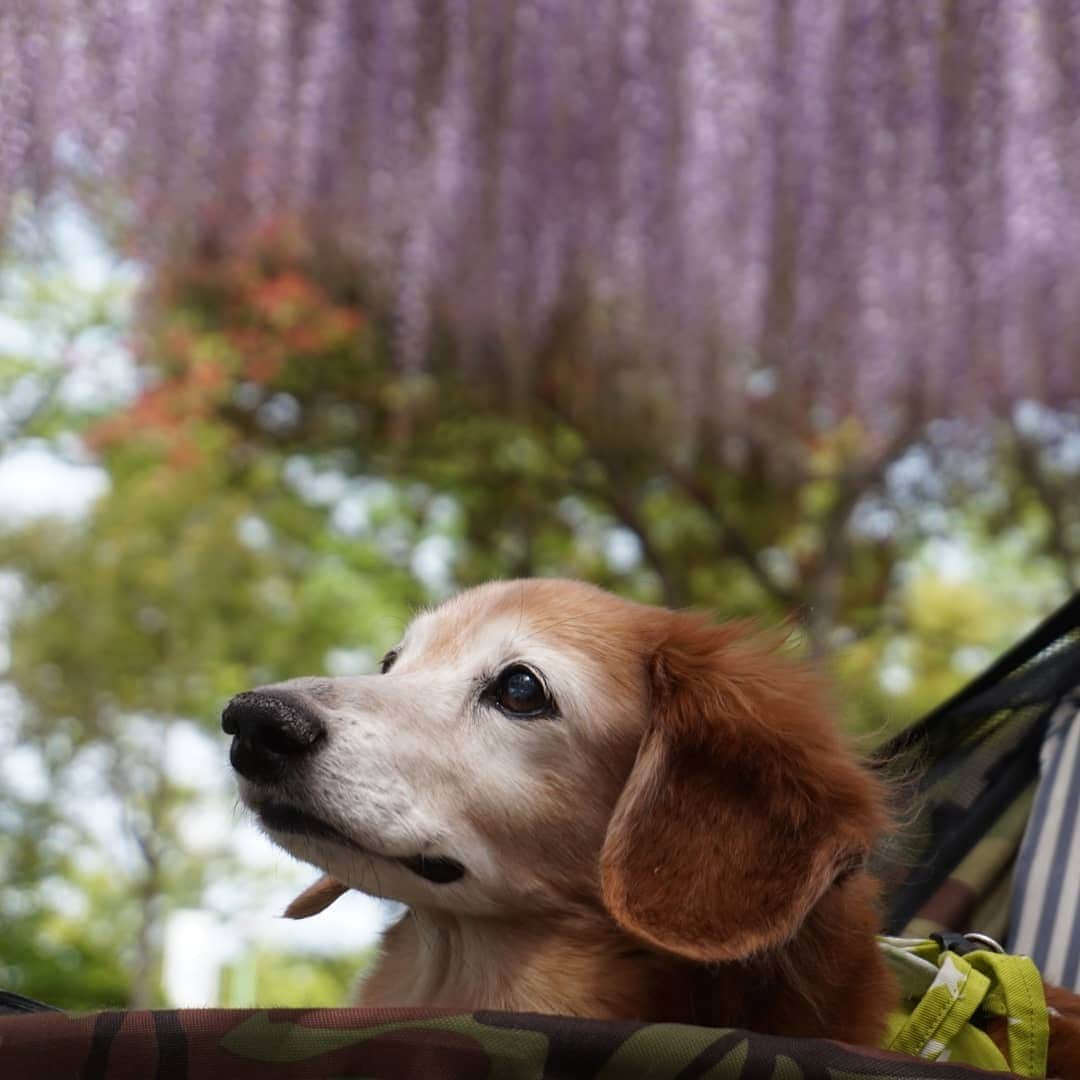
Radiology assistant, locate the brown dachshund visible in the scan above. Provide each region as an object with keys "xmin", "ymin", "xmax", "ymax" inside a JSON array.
[{"xmin": 223, "ymin": 579, "xmax": 1080, "ymax": 1076}]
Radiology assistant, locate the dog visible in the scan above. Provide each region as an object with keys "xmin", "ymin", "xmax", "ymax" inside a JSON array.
[{"xmin": 223, "ymin": 578, "xmax": 1080, "ymax": 1072}]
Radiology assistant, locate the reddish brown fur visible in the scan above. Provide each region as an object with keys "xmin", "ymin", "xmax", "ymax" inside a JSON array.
[
  {"xmin": 1044, "ymin": 986, "xmax": 1080, "ymax": 1077},
  {"xmin": 598, "ymin": 610, "xmax": 895, "ymax": 1044},
  {"xmin": 283, "ymin": 580, "xmax": 1080, "ymax": 1072}
]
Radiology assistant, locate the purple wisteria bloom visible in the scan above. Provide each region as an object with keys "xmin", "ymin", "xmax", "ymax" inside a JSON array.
[{"xmin": 1, "ymin": 1, "xmax": 1079, "ymax": 432}]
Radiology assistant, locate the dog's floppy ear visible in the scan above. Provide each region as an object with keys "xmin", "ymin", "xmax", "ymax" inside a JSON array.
[
  {"xmin": 284, "ymin": 875, "xmax": 349, "ymax": 919},
  {"xmin": 600, "ymin": 612, "xmax": 885, "ymax": 963}
]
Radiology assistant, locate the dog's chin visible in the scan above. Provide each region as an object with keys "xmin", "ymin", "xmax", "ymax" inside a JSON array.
[{"xmin": 252, "ymin": 800, "xmax": 466, "ymax": 887}]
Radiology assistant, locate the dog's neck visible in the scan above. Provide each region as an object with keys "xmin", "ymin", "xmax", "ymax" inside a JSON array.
[
  {"xmin": 356, "ymin": 875, "xmax": 896, "ymax": 1042},
  {"xmin": 357, "ymin": 905, "xmax": 658, "ymax": 1017}
]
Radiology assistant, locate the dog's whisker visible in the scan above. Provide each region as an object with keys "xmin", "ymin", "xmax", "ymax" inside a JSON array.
[
  {"xmin": 366, "ymin": 854, "xmax": 386, "ymax": 905},
  {"xmin": 409, "ymin": 905, "xmax": 438, "ymax": 957}
]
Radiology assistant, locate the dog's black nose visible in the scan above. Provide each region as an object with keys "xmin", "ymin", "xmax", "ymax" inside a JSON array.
[{"xmin": 222, "ymin": 691, "xmax": 325, "ymax": 783}]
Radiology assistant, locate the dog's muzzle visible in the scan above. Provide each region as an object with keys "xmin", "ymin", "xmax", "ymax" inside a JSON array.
[{"xmin": 222, "ymin": 691, "xmax": 325, "ymax": 783}]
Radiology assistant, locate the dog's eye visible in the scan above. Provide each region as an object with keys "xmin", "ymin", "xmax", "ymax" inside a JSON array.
[
  {"xmin": 380, "ymin": 649, "xmax": 399, "ymax": 674},
  {"xmin": 491, "ymin": 665, "xmax": 553, "ymax": 718}
]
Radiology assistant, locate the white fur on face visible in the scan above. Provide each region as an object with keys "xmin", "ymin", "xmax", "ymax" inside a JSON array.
[{"xmin": 236, "ymin": 582, "xmax": 646, "ymax": 915}]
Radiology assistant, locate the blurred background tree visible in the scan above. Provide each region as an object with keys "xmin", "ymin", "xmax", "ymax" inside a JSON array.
[{"xmin": 0, "ymin": 1, "xmax": 1078, "ymax": 1009}]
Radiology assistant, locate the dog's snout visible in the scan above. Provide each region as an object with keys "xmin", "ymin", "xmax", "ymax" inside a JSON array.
[{"xmin": 222, "ymin": 691, "xmax": 325, "ymax": 783}]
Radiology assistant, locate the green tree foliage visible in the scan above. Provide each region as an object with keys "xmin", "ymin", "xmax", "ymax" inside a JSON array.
[
  {"xmin": 219, "ymin": 949, "xmax": 375, "ymax": 1009},
  {"xmin": 0, "ymin": 442, "xmax": 424, "ymax": 1006},
  {"xmin": 0, "ymin": 227, "xmax": 1074, "ymax": 1010},
  {"xmin": 0, "ymin": 228, "xmax": 415, "ymax": 1008},
  {"xmin": 117, "ymin": 236, "xmax": 1076, "ymax": 704}
]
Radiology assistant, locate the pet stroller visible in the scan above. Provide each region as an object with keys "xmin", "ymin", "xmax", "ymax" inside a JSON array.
[{"xmin": 1, "ymin": 593, "xmax": 1078, "ymax": 1079}]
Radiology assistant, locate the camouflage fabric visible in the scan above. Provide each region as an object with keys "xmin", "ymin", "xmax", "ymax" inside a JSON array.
[{"xmin": 0, "ymin": 1007, "xmax": 1021, "ymax": 1078}]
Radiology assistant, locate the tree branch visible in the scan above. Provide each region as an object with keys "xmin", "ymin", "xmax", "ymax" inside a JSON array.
[
  {"xmin": 581, "ymin": 475, "xmax": 687, "ymax": 608},
  {"xmin": 803, "ymin": 422, "xmax": 919, "ymax": 657},
  {"xmin": 667, "ymin": 466, "xmax": 800, "ymax": 608}
]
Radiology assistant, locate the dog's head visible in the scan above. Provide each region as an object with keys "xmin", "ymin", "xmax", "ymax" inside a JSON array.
[{"xmin": 224, "ymin": 578, "xmax": 885, "ymax": 962}]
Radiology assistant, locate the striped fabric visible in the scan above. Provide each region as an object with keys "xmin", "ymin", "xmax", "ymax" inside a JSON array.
[{"xmin": 1008, "ymin": 691, "xmax": 1080, "ymax": 990}]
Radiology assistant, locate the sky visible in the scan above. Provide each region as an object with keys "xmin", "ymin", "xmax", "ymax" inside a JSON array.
[{"xmin": 0, "ymin": 207, "xmax": 123, "ymax": 521}]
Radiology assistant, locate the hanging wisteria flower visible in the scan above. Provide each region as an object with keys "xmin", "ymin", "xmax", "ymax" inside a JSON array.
[{"xmin": 1, "ymin": 0, "xmax": 1079, "ymax": 436}]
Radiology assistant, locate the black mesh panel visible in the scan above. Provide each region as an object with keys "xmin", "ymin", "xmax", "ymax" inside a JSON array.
[{"xmin": 874, "ymin": 592, "xmax": 1080, "ymax": 934}]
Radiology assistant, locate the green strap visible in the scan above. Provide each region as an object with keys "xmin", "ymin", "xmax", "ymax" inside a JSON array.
[
  {"xmin": 887, "ymin": 951, "xmax": 990, "ymax": 1062},
  {"xmin": 884, "ymin": 941, "xmax": 1049, "ymax": 1078},
  {"xmin": 967, "ymin": 951, "xmax": 1049, "ymax": 1080}
]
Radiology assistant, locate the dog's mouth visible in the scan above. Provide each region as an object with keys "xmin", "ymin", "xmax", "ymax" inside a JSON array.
[{"xmin": 254, "ymin": 801, "xmax": 466, "ymax": 885}]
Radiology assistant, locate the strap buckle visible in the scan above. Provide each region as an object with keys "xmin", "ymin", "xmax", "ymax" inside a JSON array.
[{"xmin": 930, "ymin": 930, "xmax": 1005, "ymax": 957}]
